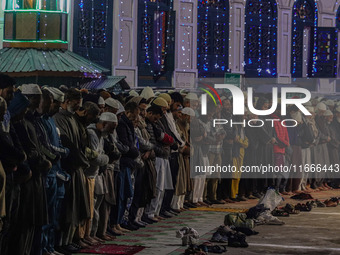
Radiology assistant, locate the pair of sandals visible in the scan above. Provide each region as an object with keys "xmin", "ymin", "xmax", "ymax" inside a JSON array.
[
  {"xmin": 272, "ymin": 208, "xmax": 290, "ymax": 217},
  {"xmin": 295, "ymin": 203, "xmax": 312, "ymax": 212},
  {"xmin": 184, "ymin": 243, "xmax": 227, "ymax": 255},
  {"xmin": 283, "ymin": 203, "xmax": 300, "ymax": 215}
]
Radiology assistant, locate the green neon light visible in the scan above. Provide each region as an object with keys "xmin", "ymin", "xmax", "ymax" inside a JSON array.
[
  {"xmin": 199, "ymin": 88, "xmax": 217, "ymax": 106},
  {"xmin": 4, "ymin": 39, "xmax": 68, "ymax": 44},
  {"xmin": 4, "ymin": 9, "xmax": 67, "ymax": 13}
]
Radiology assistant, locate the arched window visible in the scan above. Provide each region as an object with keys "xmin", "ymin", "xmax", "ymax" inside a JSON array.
[
  {"xmin": 291, "ymin": 0, "xmax": 316, "ymax": 77},
  {"xmin": 137, "ymin": 0, "xmax": 175, "ymax": 87},
  {"xmin": 244, "ymin": 0, "xmax": 277, "ymax": 77},
  {"xmin": 197, "ymin": 0, "xmax": 229, "ymax": 77},
  {"xmin": 73, "ymin": 0, "xmax": 113, "ymax": 70}
]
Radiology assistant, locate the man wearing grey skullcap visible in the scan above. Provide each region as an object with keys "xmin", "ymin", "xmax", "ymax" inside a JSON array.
[{"xmin": 314, "ymin": 102, "xmax": 331, "ymax": 191}]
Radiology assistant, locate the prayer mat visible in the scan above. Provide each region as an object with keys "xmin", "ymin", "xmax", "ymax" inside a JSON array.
[
  {"xmin": 189, "ymin": 207, "xmax": 248, "ymax": 213},
  {"xmin": 79, "ymin": 244, "xmax": 145, "ymax": 255}
]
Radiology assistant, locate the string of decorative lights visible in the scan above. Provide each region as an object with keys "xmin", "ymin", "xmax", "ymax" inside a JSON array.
[
  {"xmin": 214, "ymin": 2, "xmax": 220, "ymax": 70},
  {"xmin": 143, "ymin": 0, "xmax": 150, "ymax": 66},
  {"xmin": 258, "ymin": 0, "xmax": 263, "ymax": 76},
  {"xmin": 311, "ymin": 0, "xmax": 318, "ymax": 77},
  {"xmin": 203, "ymin": 3, "xmax": 209, "ymax": 73}
]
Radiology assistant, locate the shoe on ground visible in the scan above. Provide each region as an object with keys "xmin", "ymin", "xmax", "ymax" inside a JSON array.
[
  {"xmin": 238, "ymin": 196, "xmax": 248, "ymax": 201},
  {"xmin": 170, "ymin": 208, "xmax": 181, "ymax": 214},
  {"xmin": 148, "ymin": 216, "xmax": 160, "ymax": 222},
  {"xmin": 121, "ymin": 222, "xmax": 139, "ymax": 231},
  {"xmin": 64, "ymin": 244, "xmax": 79, "ymax": 253},
  {"xmin": 203, "ymin": 199, "xmax": 213, "ymax": 205},
  {"xmin": 166, "ymin": 210, "xmax": 178, "ymax": 216},
  {"xmin": 142, "ymin": 215, "xmax": 156, "ymax": 224},
  {"xmin": 133, "ymin": 221, "xmax": 146, "ymax": 228},
  {"xmin": 160, "ymin": 212, "xmax": 172, "ymax": 218},
  {"xmin": 247, "ymin": 195, "xmax": 257, "ymax": 199}
]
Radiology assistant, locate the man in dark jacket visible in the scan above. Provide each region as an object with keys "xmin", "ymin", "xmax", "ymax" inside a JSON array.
[{"xmin": 114, "ymin": 102, "xmax": 140, "ymax": 231}]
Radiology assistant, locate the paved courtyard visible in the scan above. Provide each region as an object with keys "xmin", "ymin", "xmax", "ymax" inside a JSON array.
[{"xmin": 78, "ymin": 190, "xmax": 340, "ymax": 255}]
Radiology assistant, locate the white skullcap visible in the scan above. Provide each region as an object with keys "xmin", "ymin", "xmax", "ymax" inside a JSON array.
[
  {"xmin": 336, "ymin": 101, "xmax": 340, "ymax": 106},
  {"xmin": 304, "ymin": 101, "xmax": 312, "ymax": 106},
  {"xmin": 180, "ymin": 89, "xmax": 189, "ymax": 95},
  {"xmin": 335, "ymin": 106, "xmax": 340, "ymax": 113},
  {"xmin": 154, "ymin": 92, "xmax": 161, "ymax": 97},
  {"xmin": 316, "ymin": 102, "xmax": 327, "ymax": 111},
  {"xmin": 140, "ymin": 87, "xmax": 155, "ymax": 100},
  {"xmin": 98, "ymin": 96, "xmax": 105, "ymax": 105},
  {"xmin": 181, "ymin": 107, "xmax": 195, "ymax": 117},
  {"xmin": 185, "ymin": 93, "xmax": 198, "ymax": 101},
  {"xmin": 324, "ymin": 110, "xmax": 333, "ymax": 117},
  {"xmin": 306, "ymin": 106, "xmax": 315, "ymax": 114},
  {"xmin": 99, "ymin": 112, "xmax": 117, "ymax": 123},
  {"xmin": 43, "ymin": 87, "xmax": 64, "ymax": 102},
  {"xmin": 325, "ymin": 100, "xmax": 335, "ymax": 106},
  {"xmin": 105, "ymin": 98, "xmax": 119, "ymax": 109},
  {"xmin": 117, "ymin": 101, "xmax": 125, "ymax": 115},
  {"xmin": 20, "ymin": 84, "xmax": 42, "ymax": 95},
  {"xmin": 129, "ymin": 90, "xmax": 139, "ymax": 97}
]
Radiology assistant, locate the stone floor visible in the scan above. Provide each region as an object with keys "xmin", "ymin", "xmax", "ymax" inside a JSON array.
[{"xmin": 78, "ymin": 189, "xmax": 340, "ymax": 255}]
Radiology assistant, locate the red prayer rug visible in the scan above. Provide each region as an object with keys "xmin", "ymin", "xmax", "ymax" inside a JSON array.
[{"xmin": 79, "ymin": 244, "xmax": 145, "ymax": 255}]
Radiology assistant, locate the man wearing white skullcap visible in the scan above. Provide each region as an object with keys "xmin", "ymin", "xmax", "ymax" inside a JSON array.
[
  {"xmin": 183, "ymin": 93, "xmax": 199, "ymax": 111},
  {"xmin": 325, "ymin": 100, "xmax": 335, "ymax": 111},
  {"xmin": 20, "ymin": 83, "xmax": 42, "ymax": 95},
  {"xmin": 316, "ymin": 102, "xmax": 327, "ymax": 115},
  {"xmin": 104, "ymin": 98, "xmax": 120, "ymax": 114},
  {"xmin": 87, "ymin": 111, "xmax": 118, "ymax": 241},
  {"xmin": 314, "ymin": 102, "xmax": 332, "ymax": 190},
  {"xmin": 181, "ymin": 107, "xmax": 195, "ymax": 117},
  {"xmin": 40, "ymin": 87, "xmax": 70, "ymax": 255},
  {"xmin": 140, "ymin": 87, "xmax": 155, "ymax": 101}
]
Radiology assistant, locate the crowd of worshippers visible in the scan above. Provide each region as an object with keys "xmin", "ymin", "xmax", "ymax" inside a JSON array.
[{"xmin": 0, "ymin": 73, "xmax": 340, "ymax": 255}]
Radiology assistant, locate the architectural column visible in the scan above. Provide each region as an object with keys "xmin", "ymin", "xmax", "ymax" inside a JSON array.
[
  {"xmin": 229, "ymin": 0, "xmax": 246, "ymax": 74},
  {"xmin": 317, "ymin": 0, "xmax": 337, "ymax": 27},
  {"xmin": 172, "ymin": 0, "xmax": 198, "ymax": 88},
  {"xmin": 112, "ymin": 0, "xmax": 138, "ymax": 87},
  {"xmin": 277, "ymin": 0, "xmax": 294, "ymax": 83}
]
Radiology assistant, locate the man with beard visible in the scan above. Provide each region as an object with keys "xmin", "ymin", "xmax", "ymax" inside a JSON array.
[
  {"xmin": 159, "ymin": 92, "xmax": 185, "ymax": 216},
  {"xmin": 174, "ymin": 107, "xmax": 192, "ymax": 211},
  {"xmin": 324, "ymin": 110, "xmax": 338, "ymax": 189},
  {"xmin": 218, "ymin": 97, "xmax": 235, "ymax": 203},
  {"xmin": 253, "ymin": 98, "xmax": 277, "ymax": 195},
  {"xmin": 114, "ymin": 102, "xmax": 140, "ymax": 231},
  {"xmin": 54, "ymin": 88, "xmax": 91, "ymax": 254},
  {"xmin": 127, "ymin": 97, "xmax": 156, "ymax": 226},
  {"xmin": 314, "ymin": 102, "xmax": 331, "ymax": 190},
  {"xmin": 87, "ymin": 112, "xmax": 117, "ymax": 240},
  {"xmin": 11, "ymin": 84, "xmax": 52, "ymax": 255},
  {"xmin": 74, "ymin": 102, "xmax": 101, "ymax": 247},
  {"xmin": 40, "ymin": 87, "xmax": 70, "ymax": 255},
  {"xmin": 0, "ymin": 74, "xmax": 15, "ymax": 133},
  {"xmin": 330, "ymin": 106, "xmax": 340, "ymax": 188},
  {"xmin": 0, "ymin": 91, "xmax": 29, "ymax": 255},
  {"xmin": 144, "ymin": 104, "xmax": 174, "ymax": 222}
]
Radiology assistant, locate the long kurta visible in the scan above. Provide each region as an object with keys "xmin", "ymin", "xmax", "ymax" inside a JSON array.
[{"xmin": 53, "ymin": 109, "xmax": 90, "ymax": 229}]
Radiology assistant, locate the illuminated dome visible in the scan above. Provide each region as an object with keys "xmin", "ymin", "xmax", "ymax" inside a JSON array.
[{"xmin": 3, "ymin": 0, "xmax": 68, "ymax": 48}]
